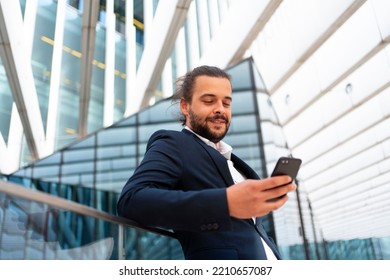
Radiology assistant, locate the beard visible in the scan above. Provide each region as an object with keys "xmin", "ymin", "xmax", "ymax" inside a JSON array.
[{"xmin": 188, "ymin": 108, "xmax": 230, "ymax": 143}]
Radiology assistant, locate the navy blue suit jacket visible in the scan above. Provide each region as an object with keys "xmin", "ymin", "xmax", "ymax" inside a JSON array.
[{"xmin": 117, "ymin": 129, "xmax": 282, "ymax": 260}]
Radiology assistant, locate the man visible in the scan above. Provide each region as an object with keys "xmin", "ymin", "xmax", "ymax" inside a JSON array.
[{"xmin": 117, "ymin": 65, "xmax": 296, "ymax": 260}]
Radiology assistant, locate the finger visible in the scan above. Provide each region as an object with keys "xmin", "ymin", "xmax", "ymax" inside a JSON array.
[
  {"xmin": 261, "ymin": 176, "xmax": 292, "ymax": 190},
  {"xmin": 255, "ymin": 194, "xmax": 290, "ymax": 216},
  {"xmin": 265, "ymin": 193, "xmax": 289, "ymax": 209},
  {"xmin": 267, "ymin": 183, "xmax": 296, "ymax": 201}
]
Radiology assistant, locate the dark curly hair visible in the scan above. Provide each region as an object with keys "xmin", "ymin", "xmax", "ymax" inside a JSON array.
[{"xmin": 172, "ymin": 65, "xmax": 231, "ymax": 125}]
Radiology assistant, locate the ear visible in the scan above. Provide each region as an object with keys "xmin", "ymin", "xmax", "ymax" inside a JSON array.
[{"xmin": 180, "ymin": 98, "xmax": 189, "ymax": 116}]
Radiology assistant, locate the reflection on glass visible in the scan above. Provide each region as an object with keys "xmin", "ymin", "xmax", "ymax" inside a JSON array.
[
  {"xmin": 0, "ymin": 189, "xmax": 183, "ymax": 260},
  {"xmin": 0, "ymin": 194, "xmax": 115, "ymax": 259}
]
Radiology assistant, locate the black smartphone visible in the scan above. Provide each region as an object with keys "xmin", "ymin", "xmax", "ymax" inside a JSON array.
[
  {"xmin": 268, "ymin": 157, "xmax": 302, "ymax": 202},
  {"xmin": 271, "ymin": 157, "xmax": 302, "ymax": 182}
]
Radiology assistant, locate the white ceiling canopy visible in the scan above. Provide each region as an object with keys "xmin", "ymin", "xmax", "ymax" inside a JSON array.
[{"xmin": 249, "ymin": 0, "xmax": 390, "ymax": 241}]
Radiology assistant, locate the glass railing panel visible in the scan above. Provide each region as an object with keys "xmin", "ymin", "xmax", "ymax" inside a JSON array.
[
  {"xmin": 0, "ymin": 193, "xmax": 117, "ymax": 259},
  {"xmin": 0, "ymin": 180, "xmax": 182, "ymax": 260}
]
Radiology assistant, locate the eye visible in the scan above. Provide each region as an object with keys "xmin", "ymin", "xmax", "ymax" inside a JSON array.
[
  {"xmin": 223, "ymin": 100, "xmax": 232, "ymax": 107},
  {"xmin": 203, "ymin": 99, "xmax": 214, "ymax": 104}
]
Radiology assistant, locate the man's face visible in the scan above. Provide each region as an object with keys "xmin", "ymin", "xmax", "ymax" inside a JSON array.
[{"xmin": 180, "ymin": 75, "xmax": 232, "ymax": 143}]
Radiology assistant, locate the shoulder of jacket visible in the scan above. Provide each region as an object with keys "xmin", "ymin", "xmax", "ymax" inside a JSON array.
[
  {"xmin": 147, "ymin": 129, "xmax": 188, "ymax": 145},
  {"xmin": 150, "ymin": 129, "xmax": 183, "ymax": 138}
]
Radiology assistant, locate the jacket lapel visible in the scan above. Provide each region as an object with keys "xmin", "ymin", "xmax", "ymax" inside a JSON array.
[
  {"xmin": 182, "ymin": 129, "xmax": 234, "ymax": 186},
  {"xmin": 231, "ymin": 154, "xmax": 260, "ymax": 180},
  {"xmin": 233, "ymin": 154, "xmax": 281, "ymax": 258},
  {"xmin": 255, "ymin": 219, "xmax": 282, "ymax": 259}
]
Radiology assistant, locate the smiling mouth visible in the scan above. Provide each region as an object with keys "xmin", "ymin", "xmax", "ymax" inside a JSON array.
[
  {"xmin": 209, "ymin": 119, "xmax": 226, "ymax": 124},
  {"xmin": 207, "ymin": 116, "xmax": 228, "ymax": 124}
]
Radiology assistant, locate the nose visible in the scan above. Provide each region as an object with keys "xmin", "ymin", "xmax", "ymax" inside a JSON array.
[{"xmin": 213, "ymin": 100, "xmax": 225, "ymax": 114}]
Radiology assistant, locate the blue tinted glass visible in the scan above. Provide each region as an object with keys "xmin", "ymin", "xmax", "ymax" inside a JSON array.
[
  {"xmin": 232, "ymin": 91, "xmax": 255, "ymax": 114},
  {"xmin": 227, "ymin": 60, "xmax": 252, "ymax": 90}
]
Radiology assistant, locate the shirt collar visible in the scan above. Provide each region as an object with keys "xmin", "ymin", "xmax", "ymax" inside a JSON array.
[{"xmin": 184, "ymin": 126, "xmax": 232, "ymax": 160}]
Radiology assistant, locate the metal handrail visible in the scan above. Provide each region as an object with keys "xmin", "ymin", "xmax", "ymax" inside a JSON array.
[{"xmin": 0, "ymin": 179, "xmax": 176, "ymax": 238}]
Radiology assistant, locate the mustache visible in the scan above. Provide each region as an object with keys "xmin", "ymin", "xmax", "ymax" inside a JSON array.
[{"xmin": 207, "ymin": 115, "xmax": 229, "ymax": 123}]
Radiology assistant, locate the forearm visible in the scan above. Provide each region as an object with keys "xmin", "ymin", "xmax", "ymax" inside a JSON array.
[{"xmin": 117, "ymin": 185, "xmax": 232, "ymax": 232}]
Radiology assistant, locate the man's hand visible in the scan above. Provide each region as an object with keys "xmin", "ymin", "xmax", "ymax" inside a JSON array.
[{"xmin": 226, "ymin": 176, "xmax": 296, "ymax": 219}]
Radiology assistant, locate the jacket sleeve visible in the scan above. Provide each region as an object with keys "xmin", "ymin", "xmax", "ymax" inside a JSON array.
[{"xmin": 116, "ymin": 130, "xmax": 232, "ymax": 232}]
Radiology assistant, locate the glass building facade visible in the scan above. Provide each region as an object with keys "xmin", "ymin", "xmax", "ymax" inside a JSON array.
[{"xmin": 1, "ymin": 0, "xmax": 390, "ymax": 260}]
